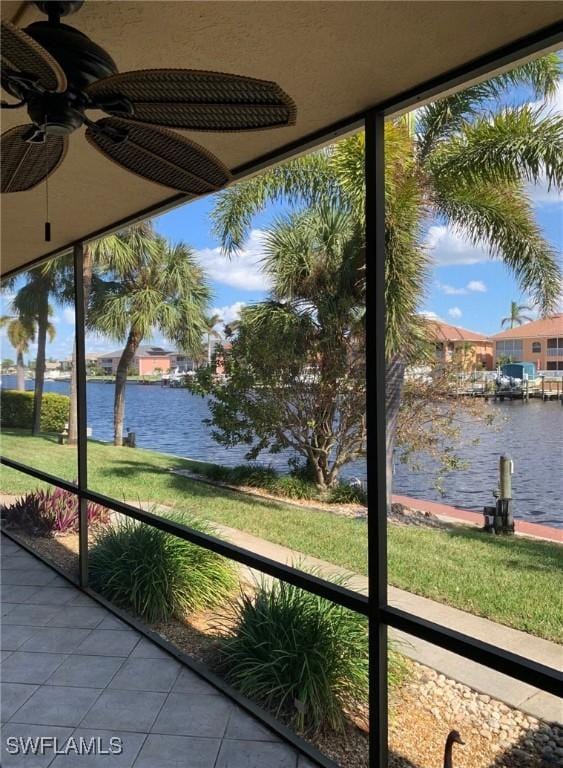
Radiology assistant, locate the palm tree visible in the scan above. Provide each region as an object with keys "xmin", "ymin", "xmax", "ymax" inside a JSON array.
[
  {"xmin": 260, "ymin": 205, "xmax": 365, "ymax": 486},
  {"xmin": 0, "ymin": 314, "xmax": 55, "ymax": 391},
  {"xmin": 8, "ymin": 257, "xmax": 69, "ymax": 434},
  {"xmin": 203, "ymin": 313, "xmax": 222, "ymax": 364},
  {"xmin": 88, "ymin": 223, "xmax": 210, "ymax": 445},
  {"xmin": 66, "ymin": 233, "xmax": 145, "ymax": 445},
  {"xmin": 501, "ymin": 301, "xmax": 534, "ymax": 329},
  {"xmin": 211, "ymin": 55, "xmax": 562, "ymax": 506}
]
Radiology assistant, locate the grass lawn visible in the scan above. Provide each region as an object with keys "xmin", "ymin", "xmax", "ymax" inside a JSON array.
[{"xmin": 1, "ymin": 430, "xmax": 562, "ymax": 643}]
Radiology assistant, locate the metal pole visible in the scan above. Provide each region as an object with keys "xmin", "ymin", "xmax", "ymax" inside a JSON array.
[
  {"xmin": 365, "ymin": 108, "xmax": 388, "ymax": 768},
  {"xmin": 73, "ymin": 242, "xmax": 89, "ymax": 587}
]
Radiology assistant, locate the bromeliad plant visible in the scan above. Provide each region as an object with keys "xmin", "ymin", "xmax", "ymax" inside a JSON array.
[{"xmin": 0, "ymin": 486, "xmax": 110, "ymax": 536}]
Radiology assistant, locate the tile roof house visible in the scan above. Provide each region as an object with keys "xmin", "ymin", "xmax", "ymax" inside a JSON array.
[
  {"xmin": 492, "ymin": 314, "xmax": 563, "ymax": 371},
  {"xmin": 97, "ymin": 346, "xmax": 174, "ymax": 376},
  {"xmin": 427, "ymin": 320, "xmax": 494, "ymax": 370}
]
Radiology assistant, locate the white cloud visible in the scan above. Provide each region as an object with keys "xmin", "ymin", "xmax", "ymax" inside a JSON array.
[
  {"xmin": 419, "ymin": 310, "xmax": 442, "ymax": 321},
  {"xmin": 63, "ymin": 308, "xmax": 76, "ymax": 325},
  {"xmin": 448, "ymin": 307, "xmax": 463, "ymax": 319},
  {"xmin": 436, "ymin": 282, "xmax": 467, "ymax": 295},
  {"xmin": 526, "ymin": 172, "xmax": 563, "ymax": 207},
  {"xmin": 425, "ymin": 225, "xmax": 490, "ymax": 266},
  {"xmin": 529, "ymin": 78, "xmax": 563, "ymax": 116},
  {"xmin": 84, "ymin": 333, "xmax": 114, "ymax": 354},
  {"xmin": 195, "ymin": 229, "xmax": 271, "ymax": 292},
  {"xmin": 436, "ymin": 279, "xmax": 487, "ymax": 295},
  {"xmin": 211, "ymin": 301, "xmax": 245, "ymax": 329}
]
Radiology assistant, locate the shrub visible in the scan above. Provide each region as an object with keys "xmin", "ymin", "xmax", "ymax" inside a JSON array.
[
  {"xmin": 327, "ymin": 481, "xmax": 367, "ymax": 506},
  {"xmin": 201, "ymin": 461, "xmax": 367, "ymax": 504},
  {"xmin": 215, "ymin": 576, "xmax": 369, "ymax": 734},
  {"xmin": 88, "ymin": 512, "xmax": 237, "ymax": 623},
  {"xmin": 271, "ymin": 475, "xmax": 315, "ymax": 500},
  {"xmin": 203, "ymin": 464, "xmax": 234, "ymax": 483},
  {"xmin": 229, "ymin": 464, "xmax": 278, "ymax": 488},
  {"xmin": 1, "ymin": 487, "xmax": 110, "ymax": 536},
  {"xmin": 202, "ymin": 463, "xmax": 279, "ymax": 490},
  {"xmin": 0, "ymin": 390, "xmax": 70, "ymax": 432}
]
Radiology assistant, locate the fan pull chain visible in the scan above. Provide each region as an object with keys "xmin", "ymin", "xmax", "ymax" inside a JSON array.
[{"xmin": 44, "ymin": 151, "xmax": 51, "ymax": 242}]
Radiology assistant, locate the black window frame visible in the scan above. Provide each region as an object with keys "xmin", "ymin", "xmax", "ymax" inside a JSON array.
[{"xmin": 2, "ymin": 20, "xmax": 562, "ymax": 767}]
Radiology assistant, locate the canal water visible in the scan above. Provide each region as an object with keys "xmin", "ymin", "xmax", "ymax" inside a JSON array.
[{"xmin": 2, "ymin": 377, "xmax": 562, "ymax": 527}]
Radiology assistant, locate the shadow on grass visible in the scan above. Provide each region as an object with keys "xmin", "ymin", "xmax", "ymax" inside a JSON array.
[
  {"xmin": 95, "ymin": 455, "xmax": 305, "ymax": 512},
  {"xmin": 440, "ymin": 525, "xmax": 563, "ymax": 571}
]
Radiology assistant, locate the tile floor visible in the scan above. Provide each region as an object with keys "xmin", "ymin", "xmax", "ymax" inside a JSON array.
[{"xmin": 1, "ymin": 534, "xmax": 317, "ymax": 767}]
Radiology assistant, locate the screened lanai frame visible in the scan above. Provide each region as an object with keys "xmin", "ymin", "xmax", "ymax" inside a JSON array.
[{"xmin": 1, "ymin": 20, "xmax": 562, "ymax": 767}]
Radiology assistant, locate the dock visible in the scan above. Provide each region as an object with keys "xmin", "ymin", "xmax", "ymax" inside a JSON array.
[{"xmin": 452, "ymin": 375, "xmax": 563, "ymax": 402}]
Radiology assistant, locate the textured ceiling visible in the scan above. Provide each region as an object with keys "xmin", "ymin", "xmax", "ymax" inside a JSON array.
[{"xmin": 1, "ymin": 1, "xmax": 562, "ymax": 273}]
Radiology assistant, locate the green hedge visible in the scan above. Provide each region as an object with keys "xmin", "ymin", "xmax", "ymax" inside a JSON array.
[{"xmin": 0, "ymin": 390, "xmax": 70, "ymax": 433}]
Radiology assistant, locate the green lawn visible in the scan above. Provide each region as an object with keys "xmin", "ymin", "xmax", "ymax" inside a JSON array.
[{"xmin": 1, "ymin": 430, "xmax": 562, "ymax": 642}]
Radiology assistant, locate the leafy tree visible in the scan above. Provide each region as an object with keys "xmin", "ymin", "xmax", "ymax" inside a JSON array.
[
  {"xmin": 88, "ymin": 222, "xmax": 210, "ymax": 445},
  {"xmin": 196, "ymin": 206, "xmax": 365, "ymax": 488},
  {"xmin": 501, "ymin": 300, "xmax": 535, "ymax": 328},
  {"xmin": 211, "ymin": 55, "xmax": 562, "ymax": 503}
]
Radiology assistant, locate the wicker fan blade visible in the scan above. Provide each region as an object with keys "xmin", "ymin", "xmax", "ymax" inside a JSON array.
[
  {"xmin": 85, "ymin": 118, "xmax": 232, "ymax": 195},
  {"xmin": 85, "ymin": 69, "xmax": 296, "ymax": 131},
  {"xmin": 1, "ymin": 21, "xmax": 67, "ymax": 94},
  {"xmin": 1, "ymin": 125, "xmax": 68, "ymax": 193}
]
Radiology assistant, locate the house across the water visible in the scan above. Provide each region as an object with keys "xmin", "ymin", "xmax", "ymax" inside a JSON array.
[
  {"xmin": 427, "ymin": 320, "xmax": 494, "ymax": 370},
  {"xmin": 97, "ymin": 346, "xmax": 176, "ymax": 376},
  {"xmin": 492, "ymin": 314, "xmax": 563, "ymax": 371},
  {"xmin": 96, "ymin": 346, "xmax": 204, "ymax": 376}
]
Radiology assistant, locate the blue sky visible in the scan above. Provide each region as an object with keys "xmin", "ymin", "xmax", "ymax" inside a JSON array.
[{"xmin": 2, "ymin": 75, "xmax": 561, "ymax": 361}]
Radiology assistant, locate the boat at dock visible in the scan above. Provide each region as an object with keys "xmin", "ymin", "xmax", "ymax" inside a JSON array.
[{"xmin": 161, "ymin": 367, "xmax": 196, "ymax": 387}]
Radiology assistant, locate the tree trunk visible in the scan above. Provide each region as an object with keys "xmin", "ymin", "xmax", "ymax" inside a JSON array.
[
  {"xmin": 31, "ymin": 288, "xmax": 49, "ymax": 435},
  {"xmin": 68, "ymin": 345, "xmax": 78, "ymax": 444},
  {"xmin": 309, "ymin": 451, "xmax": 328, "ymax": 490},
  {"xmin": 207, "ymin": 333, "xmax": 212, "ymax": 365},
  {"xmin": 16, "ymin": 349, "xmax": 25, "ymax": 391},
  {"xmin": 385, "ymin": 355, "xmax": 406, "ymax": 512},
  {"xmin": 114, "ymin": 327, "xmax": 142, "ymax": 446},
  {"xmin": 67, "ymin": 246, "xmax": 93, "ymax": 446}
]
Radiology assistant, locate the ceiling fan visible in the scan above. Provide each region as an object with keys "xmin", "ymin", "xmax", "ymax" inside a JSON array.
[{"xmin": 1, "ymin": 0, "xmax": 296, "ymax": 199}]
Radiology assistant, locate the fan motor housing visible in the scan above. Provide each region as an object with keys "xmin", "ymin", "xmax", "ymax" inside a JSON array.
[
  {"xmin": 34, "ymin": 1, "xmax": 85, "ymax": 18},
  {"xmin": 27, "ymin": 92, "xmax": 85, "ymax": 135},
  {"xmin": 24, "ymin": 21, "xmax": 118, "ymax": 90}
]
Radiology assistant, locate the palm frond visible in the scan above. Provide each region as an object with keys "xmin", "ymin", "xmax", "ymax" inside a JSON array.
[
  {"xmin": 211, "ymin": 153, "xmax": 341, "ymax": 256},
  {"xmin": 428, "ymin": 106, "xmax": 563, "ymax": 191},
  {"xmin": 417, "ymin": 53, "xmax": 561, "ymax": 157},
  {"xmin": 432, "ymin": 178, "xmax": 561, "ymax": 314}
]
